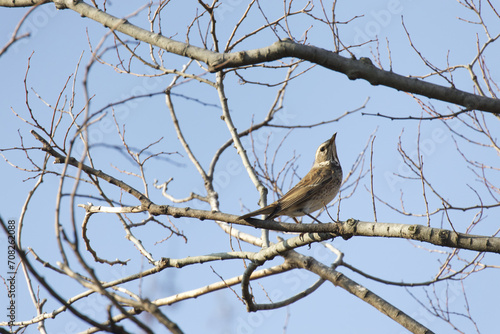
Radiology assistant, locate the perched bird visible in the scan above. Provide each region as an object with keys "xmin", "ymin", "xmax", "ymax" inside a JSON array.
[{"xmin": 239, "ymin": 132, "xmax": 342, "ymax": 222}]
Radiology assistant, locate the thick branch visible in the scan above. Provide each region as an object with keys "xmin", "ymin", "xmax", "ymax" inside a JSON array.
[
  {"xmin": 155, "ymin": 205, "xmax": 500, "ymax": 254},
  {"xmin": 81, "ymin": 202, "xmax": 500, "ymax": 254},
  {"xmin": 3, "ymin": 0, "xmax": 497, "ymax": 113},
  {"xmin": 286, "ymin": 250, "xmax": 434, "ymax": 334},
  {"xmin": 211, "ymin": 40, "xmax": 499, "ymax": 113},
  {"xmin": 0, "ymin": 0, "xmax": 44, "ymax": 6}
]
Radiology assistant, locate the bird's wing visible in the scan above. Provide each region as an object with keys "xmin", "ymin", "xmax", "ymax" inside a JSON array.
[
  {"xmin": 240, "ymin": 167, "xmax": 339, "ymax": 220},
  {"xmin": 277, "ymin": 167, "xmax": 335, "ymax": 212}
]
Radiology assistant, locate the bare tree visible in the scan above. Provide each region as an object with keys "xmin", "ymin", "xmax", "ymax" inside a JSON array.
[{"xmin": 0, "ymin": 1, "xmax": 499, "ymax": 333}]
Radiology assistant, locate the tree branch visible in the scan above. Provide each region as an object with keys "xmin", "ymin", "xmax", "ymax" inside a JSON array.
[
  {"xmin": 286, "ymin": 250, "xmax": 435, "ymax": 334},
  {"xmin": 210, "ymin": 41, "xmax": 499, "ymax": 113},
  {"xmin": 4, "ymin": 0, "xmax": 498, "ymax": 114},
  {"xmin": 79, "ymin": 203, "xmax": 500, "ymax": 254},
  {"xmin": 31, "ymin": 130, "xmax": 151, "ymax": 206}
]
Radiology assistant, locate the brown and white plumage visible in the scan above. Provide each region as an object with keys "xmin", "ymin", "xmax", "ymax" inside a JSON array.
[{"xmin": 239, "ymin": 133, "xmax": 342, "ymax": 221}]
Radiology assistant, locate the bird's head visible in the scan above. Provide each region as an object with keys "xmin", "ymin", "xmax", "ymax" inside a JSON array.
[{"xmin": 314, "ymin": 132, "xmax": 340, "ymax": 167}]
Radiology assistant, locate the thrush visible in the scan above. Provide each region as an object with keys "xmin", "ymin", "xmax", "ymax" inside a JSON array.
[{"xmin": 239, "ymin": 132, "xmax": 342, "ymax": 222}]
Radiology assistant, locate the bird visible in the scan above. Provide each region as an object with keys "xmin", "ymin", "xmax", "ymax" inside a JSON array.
[{"xmin": 239, "ymin": 132, "xmax": 342, "ymax": 222}]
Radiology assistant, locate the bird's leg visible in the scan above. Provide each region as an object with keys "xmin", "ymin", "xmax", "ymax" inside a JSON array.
[{"xmin": 294, "ymin": 217, "xmax": 306, "ymax": 240}]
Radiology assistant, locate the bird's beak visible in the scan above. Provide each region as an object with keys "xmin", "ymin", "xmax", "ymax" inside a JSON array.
[{"xmin": 329, "ymin": 133, "xmax": 337, "ymax": 147}]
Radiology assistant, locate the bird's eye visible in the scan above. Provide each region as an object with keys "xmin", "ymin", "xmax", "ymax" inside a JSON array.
[{"xmin": 320, "ymin": 146, "xmax": 326, "ymax": 152}]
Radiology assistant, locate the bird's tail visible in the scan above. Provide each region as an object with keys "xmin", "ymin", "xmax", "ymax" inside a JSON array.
[{"xmin": 239, "ymin": 204, "xmax": 279, "ymax": 220}]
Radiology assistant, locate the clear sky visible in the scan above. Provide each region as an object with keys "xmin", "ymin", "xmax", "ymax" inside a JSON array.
[{"xmin": 1, "ymin": 1, "xmax": 499, "ymax": 333}]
